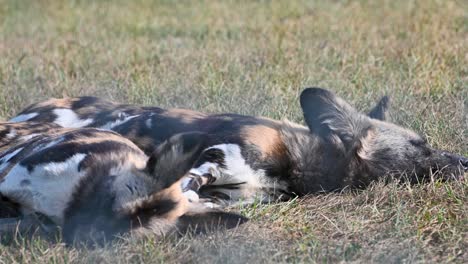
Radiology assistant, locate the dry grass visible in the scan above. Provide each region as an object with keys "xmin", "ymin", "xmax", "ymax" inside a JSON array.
[{"xmin": 0, "ymin": 0, "xmax": 467, "ymax": 263}]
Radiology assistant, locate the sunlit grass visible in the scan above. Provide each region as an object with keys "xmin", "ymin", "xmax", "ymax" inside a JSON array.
[{"xmin": 0, "ymin": 0, "xmax": 466, "ymax": 262}]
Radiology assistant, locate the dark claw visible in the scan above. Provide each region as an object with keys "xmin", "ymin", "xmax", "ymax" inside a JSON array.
[
  {"xmin": 183, "ymin": 173, "xmax": 215, "ymax": 192},
  {"xmin": 203, "ymin": 173, "xmax": 216, "ymax": 184}
]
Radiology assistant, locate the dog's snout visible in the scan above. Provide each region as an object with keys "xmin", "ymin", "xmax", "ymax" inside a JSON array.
[
  {"xmin": 440, "ymin": 152, "xmax": 468, "ymax": 170},
  {"xmin": 460, "ymin": 157, "xmax": 468, "ymax": 170}
]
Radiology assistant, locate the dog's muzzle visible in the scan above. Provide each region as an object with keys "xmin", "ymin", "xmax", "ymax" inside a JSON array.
[{"xmin": 458, "ymin": 156, "xmax": 468, "ymax": 172}]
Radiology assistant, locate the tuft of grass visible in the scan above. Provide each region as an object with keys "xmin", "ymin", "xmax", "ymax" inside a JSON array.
[{"xmin": 0, "ymin": 0, "xmax": 466, "ymax": 263}]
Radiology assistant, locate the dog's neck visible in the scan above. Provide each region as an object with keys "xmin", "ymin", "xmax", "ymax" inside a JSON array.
[{"xmin": 278, "ymin": 120, "xmax": 352, "ymax": 194}]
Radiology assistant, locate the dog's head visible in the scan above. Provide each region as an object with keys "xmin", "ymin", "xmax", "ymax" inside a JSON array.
[{"xmin": 299, "ymin": 88, "xmax": 467, "ymax": 187}]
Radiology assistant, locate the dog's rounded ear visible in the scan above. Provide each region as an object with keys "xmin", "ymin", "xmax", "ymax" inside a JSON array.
[
  {"xmin": 300, "ymin": 87, "xmax": 338, "ymax": 138},
  {"xmin": 300, "ymin": 87, "xmax": 371, "ymax": 151},
  {"xmin": 146, "ymin": 132, "xmax": 208, "ymax": 189},
  {"xmin": 368, "ymin": 95, "xmax": 390, "ymax": 121}
]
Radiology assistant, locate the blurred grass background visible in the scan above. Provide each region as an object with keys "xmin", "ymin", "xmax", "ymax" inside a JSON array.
[{"xmin": 0, "ymin": 0, "xmax": 467, "ymax": 263}]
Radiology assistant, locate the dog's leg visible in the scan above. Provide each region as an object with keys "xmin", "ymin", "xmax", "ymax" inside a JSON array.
[
  {"xmin": 181, "ymin": 170, "xmax": 218, "ymax": 206},
  {"xmin": 189, "ymin": 161, "xmax": 290, "ymax": 207},
  {"xmin": 181, "ymin": 171, "xmax": 215, "ymax": 193},
  {"xmin": 188, "ymin": 144, "xmax": 291, "ymax": 206}
]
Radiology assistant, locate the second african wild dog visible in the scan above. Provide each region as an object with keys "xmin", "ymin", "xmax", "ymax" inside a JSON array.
[
  {"xmin": 9, "ymin": 88, "xmax": 468, "ymax": 205},
  {"xmin": 0, "ymin": 128, "xmax": 246, "ymax": 244}
]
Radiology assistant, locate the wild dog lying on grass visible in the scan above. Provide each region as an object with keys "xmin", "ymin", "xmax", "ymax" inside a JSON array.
[
  {"xmin": 0, "ymin": 128, "xmax": 246, "ymax": 244},
  {"xmin": 9, "ymin": 88, "xmax": 468, "ymax": 205}
]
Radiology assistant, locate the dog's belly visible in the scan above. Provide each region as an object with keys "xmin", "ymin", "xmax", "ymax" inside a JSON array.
[{"xmin": 189, "ymin": 144, "xmax": 290, "ymax": 205}]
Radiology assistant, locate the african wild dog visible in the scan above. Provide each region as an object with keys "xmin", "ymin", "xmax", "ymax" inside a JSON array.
[
  {"xmin": 0, "ymin": 128, "xmax": 246, "ymax": 244},
  {"xmin": 9, "ymin": 88, "xmax": 468, "ymax": 205}
]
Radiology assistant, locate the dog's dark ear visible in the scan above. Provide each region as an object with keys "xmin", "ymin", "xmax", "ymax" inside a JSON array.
[
  {"xmin": 177, "ymin": 211, "xmax": 248, "ymax": 234},
  {"xmin": 368, "ymin": 95, "xmax": 390, "ymax": 121},
  {"xmin": 300, "ymin": 87, "xmax": 371, "ymax": 151},
  {"xmin": 146, "ymin": 132, "xmax": 208, "ymax": 189}
]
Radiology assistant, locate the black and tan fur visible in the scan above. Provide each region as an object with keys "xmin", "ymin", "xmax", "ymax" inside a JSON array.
[
  {"xmin": 9, "ymin": 88, "xmax": 468, "ymax": 205},
  {"xmin": 0, "ymin": 122, "xmax": 63, "ymax": 152},
  {"xmin": 0, "ymin": 129, "xmax": 246, "ymax": 244}
]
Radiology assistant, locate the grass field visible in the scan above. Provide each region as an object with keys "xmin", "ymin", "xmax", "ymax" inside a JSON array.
[{"xmin": 0, "ymin": 0, "xmax": 467, "ymax": 263}]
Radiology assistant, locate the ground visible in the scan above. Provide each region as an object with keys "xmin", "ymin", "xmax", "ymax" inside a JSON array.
[{"xmin": 0, "ymin": 0, "xmax": 467, "ymax": 263}]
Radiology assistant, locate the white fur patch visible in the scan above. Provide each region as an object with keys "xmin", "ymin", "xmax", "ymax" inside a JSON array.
[
  {"xmin": 20, "ymin": 133, "xmax": 40, "ymax": 142},
  {"xmin": 191, "ymin": 144, "xmax": 288, "ymax": 203},
  {"xmin": 180, "ymin": 177, "xmax": 193, "ymax": 190},
  {"xmin": 202, "ymin": 202, "xmax": 220, "ymax": 209},
  {"xmin": 33, "ymin": 136, "xmax": 65, "ymax": 152},
  {"xmin": 0, "ymin": 147, "xmax": 24, "ymax": 163},
  {"xmin": 182, "ymin": 190, "xmax": 199, "ymax": 202},
  {"xmin": 0, "ymin": 147, "xmax": 24, "ymax": 172},
  {"xmin": 145, "ymin": 113, "xmax": 156, "ymax": 128},
  {"xmin": 145, "ymin": 118, "xmax": 152, "ymax": 128},
  {"xmin": 9, "ymin": 113, "xmax": 38, "ymax": 122},
  {"xmin": 100, "ymin": 114, "xmax": 139, "ymax": 130},
  {"xmin": 189, "ymin": 162, "xmax": 217, "ymax": 179},
  {"xmin": 207, "ymin": 144, "xmax": 264, "ymax": 185},
  {"xmin": 0, "ymin": 153, "xmax": 87, "ymax": 223},
  {"xmin": 6, "ymin": 129, "xmax": 17, "ymax": 139},
  {"xmin": 53, "ymin": 109, "xmax": 93, "ymax": 128}
]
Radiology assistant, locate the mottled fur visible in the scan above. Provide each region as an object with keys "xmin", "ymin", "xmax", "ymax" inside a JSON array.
[
  {"xmin": 0, "ymin": 122, "xmax": 63, "ymax": 152},
  {"xmin": 9, "ymin": 88, "xmax": 468, "ymax": 205},
  {"xmin": 0, "ymin": 129, "xmax": 246, "ymax": 244}
]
